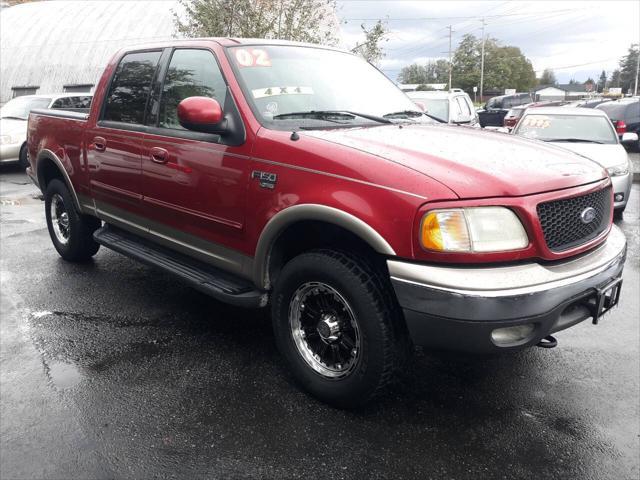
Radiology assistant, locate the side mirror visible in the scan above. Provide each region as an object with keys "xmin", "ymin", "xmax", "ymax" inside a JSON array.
[
  {"xmin": 177, "ymin": 96, "xmax": 225, "ymax": 134},
  {"xmin": 621, "ymin": 132, "xmax": 638, "ymax": 144}
]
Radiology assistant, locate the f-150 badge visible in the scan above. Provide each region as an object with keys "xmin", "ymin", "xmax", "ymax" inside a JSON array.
[{"xmin": 252, "ymin": 170, "xmax": 277, "ymax": 189}]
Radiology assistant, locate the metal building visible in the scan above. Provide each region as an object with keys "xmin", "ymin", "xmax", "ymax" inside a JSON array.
[{"xmin": 0, "ymin": 0, "xmax": 179, "ymax": 105}]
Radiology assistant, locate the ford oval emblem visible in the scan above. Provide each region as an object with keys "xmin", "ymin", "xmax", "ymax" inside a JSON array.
[{"xmin": 580, "ymin": 207, "xmax": 597, "ymax": 224}]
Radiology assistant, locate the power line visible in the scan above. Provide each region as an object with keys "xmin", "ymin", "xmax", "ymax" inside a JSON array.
[{"xmin": 342, "ymin": 8, "xmax": 586, "ymax": 21}]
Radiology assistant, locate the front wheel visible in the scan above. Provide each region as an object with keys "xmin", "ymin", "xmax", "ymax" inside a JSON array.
[
  {"xmin": 45, "ymin": 179, "xmax": 101, "ymax": 262},
  {"xmin": 271, "ymin": 249, "xmax": 410, "ymax": 408}
]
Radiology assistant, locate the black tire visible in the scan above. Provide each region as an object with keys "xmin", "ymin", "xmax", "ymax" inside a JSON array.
[
  {"xmin": 614, "ymin": 208, "xmax": 624, "ymax": 220},
  {"xmin": 271, "ymin": 249, "xmax": 411, "ymax": 408},
  {"xmin": 44, "ymin": 178, "xmax": 101, "ymax": 262},
  {"xmin": 18, "ymin": 143, "xmax": 28, "ymax": 169}
]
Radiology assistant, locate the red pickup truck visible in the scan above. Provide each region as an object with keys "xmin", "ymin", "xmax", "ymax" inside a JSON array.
[{"xmin": 27, "ymin": 39, "xmax": 627, "ymax": 407}]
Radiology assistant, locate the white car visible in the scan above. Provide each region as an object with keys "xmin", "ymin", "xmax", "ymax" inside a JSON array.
[
  {"xmin": 406, "ymin": 89, "xmax": 479, "ymax": 126},
  {"xmin": 0, "ymin": 93, "xmax": 92, "ymax": 168},
  {"xmin": 512, "ymin": 107, "xmax": 636, "ymax": 217}
]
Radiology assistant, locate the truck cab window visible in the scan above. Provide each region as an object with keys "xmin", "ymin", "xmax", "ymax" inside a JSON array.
[
  {"xmin": 103, "ymin": 51, "xmax": 162, "ymax": 124},
  {"xmin": 158, "ymin": 49, "xmax": 227, "ymax": 130}
]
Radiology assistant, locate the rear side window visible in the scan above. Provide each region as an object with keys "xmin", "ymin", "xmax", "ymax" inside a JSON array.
[
  {"xmin": 51, "ymin": 96, "xmax": 92, "ymax": 109},
  {"xmin": 456, "ymin": 96, "xmax": 471, "ymax": 116},
  {"xmin": 103, "ymin": 51, "xmax": 162, "ymax": 124},
  {"xmin": 158, "ymin": 49, "xmax": 227, "ymax": 129}
]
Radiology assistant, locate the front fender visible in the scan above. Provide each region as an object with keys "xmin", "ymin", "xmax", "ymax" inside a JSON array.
[{"xmin": 252, "ymin": 204, "xmax": 396, "ymax": 288}]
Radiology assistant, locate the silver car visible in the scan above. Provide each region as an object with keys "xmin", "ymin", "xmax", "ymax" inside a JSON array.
[
  {"xmin": 0, "ymin": 94, "xmax": 92, "ymax": 168},
  {"xmin": 512, "ymin": 106, "xmax": 636, "ymax": 218}
]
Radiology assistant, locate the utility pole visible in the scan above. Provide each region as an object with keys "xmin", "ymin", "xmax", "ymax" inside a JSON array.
[
  {"xmin": 447, "ymin": 25, "xmax": 453, "ymax": 91},
  {"xmin": 479, "ymin": 18, "xmax": 486, "ymax": 102},
  {"xmin": 634, "ymin": 49, "xmax": 639, "ymax": 96}
]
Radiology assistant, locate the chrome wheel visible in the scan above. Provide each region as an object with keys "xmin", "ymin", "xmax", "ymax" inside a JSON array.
[
  {"xmin": 50, "ymin": 193, "xmax": 70, "ymax": 245},
  {"xmin": 289, "ymin": 282, "xmax": 361, "ymax": 379}
]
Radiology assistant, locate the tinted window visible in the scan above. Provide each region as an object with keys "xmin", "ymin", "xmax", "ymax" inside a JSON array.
[
  {"xmin": 626, "ymin": 102, "xmax": 640, "ymax": 120},
  {"xmin": 103, "ymin": 51, "xmax": 162, "ymax": 124},
  {"xmin": 597, "ymin": 103, "xmax": 629, "ymax": 120},
  {"xmin": 158, "ymin": 49, "xmax": 227, "ymax": 129}
]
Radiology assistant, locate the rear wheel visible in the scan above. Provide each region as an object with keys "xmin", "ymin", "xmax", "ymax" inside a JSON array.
[
  {"xmin": 18, "ymin": 143, "xmax": 28, "ymax": 169},
  {"xmin": 271, "ymin": 249, "xmax": 411, "ymax": 408},
  {"xmin": 45, "ymin": 179, "xmax": 101, "ymax": 262}
]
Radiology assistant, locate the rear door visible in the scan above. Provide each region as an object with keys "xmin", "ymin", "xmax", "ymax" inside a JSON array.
[
  {"xmin": 140, "ymin": 47, "xmax": 253, "ymax": 271},
  {"xmin": 86, "ymin": 50, "xmax": 163, "ymax": 229}
]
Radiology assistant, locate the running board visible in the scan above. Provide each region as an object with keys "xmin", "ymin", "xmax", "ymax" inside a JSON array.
[{"xmin": 93, "ymin": 225, "xmax": 266, "ymax": 308}]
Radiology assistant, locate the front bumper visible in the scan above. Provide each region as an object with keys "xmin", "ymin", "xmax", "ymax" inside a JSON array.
[
  {"xmin": 389, "ymin": 225, "xmax": 627, "ymax": 353},
  {"xmin": 611, "ymin": 172, "xmax": 632, "ymax": 210},
  {"xmin": 0, "ymin": 143, "xmax": 21, "ymax": 163}
]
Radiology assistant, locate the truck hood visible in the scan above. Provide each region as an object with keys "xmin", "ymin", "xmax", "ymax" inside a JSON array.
[
  {"xmin": 544, "ymin": 141, "xmax": 629, "ymax": 169},
  {"xmin": 304, "ymin": 124, "xmax": 607, "ymax": 199}
]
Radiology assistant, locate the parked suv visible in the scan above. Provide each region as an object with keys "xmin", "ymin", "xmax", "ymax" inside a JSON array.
[
  {"xmin": 597, "ymin": 98, "xmax": 640, "ymax": 151},
  {"xmin": 1, "ymin": 94, "xmax": 92, "ymax": 167},
  {"xmin": 478, "ymin": 92, "xmax": 533, "ymax": 127},
  {"xmin": 407, "ymin": 89, "xmax": 479, "ymax": 125},
  {"xmin": 27, "ymin": 39, "xmax": 626, "ymax": 407}
]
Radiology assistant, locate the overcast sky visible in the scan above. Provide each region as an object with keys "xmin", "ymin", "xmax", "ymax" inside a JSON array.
[{"xmin": 336, "ymin": 0, "xmax": 640, "ymax": 84}]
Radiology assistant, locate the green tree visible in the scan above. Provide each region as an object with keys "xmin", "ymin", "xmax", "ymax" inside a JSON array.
[
  {"xmin": 597, "ymin": 70, "xmax": 607, "ymax": 93},
  {"xmin": 351, "ymin": 20, "xmax": 388, "ymax": 65},
  {"xmin": 174, "ymin": 0, "xmax": 338, "ymax": 45},
  {"xmin": 609, "ymin": 69, "xmax": 621, "ymax": 88},
  {"xmin": 397, "ymin": 59, "xmax": 450, "ymax": 84},
  {"xmin": 538, "ymin": 68, "xmax": 556, "ymax": 85},
  {"xmin": 618, "ymin": 43, "xmax": 639, "ymax": 94},
  {"xmin": 451, "ymin": 34, "xmax": 536, "ymax": 92}
]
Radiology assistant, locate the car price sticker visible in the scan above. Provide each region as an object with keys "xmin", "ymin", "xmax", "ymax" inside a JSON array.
[
  {"xmin": 235, "ymin": 48, "xmax": 272, "ymax": 67},
  {"xmin": 521, "ymin": 115, "xmax": 550, "ymax": 129}
]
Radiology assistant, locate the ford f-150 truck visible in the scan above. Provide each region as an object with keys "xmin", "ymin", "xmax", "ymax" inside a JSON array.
[{"xmin": 27, "ymin": 39, "xmax": 627, "ymax": 407}]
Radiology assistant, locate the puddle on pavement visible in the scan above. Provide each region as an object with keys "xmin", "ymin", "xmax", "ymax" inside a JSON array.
[{"xmin": 47, "ymin": 361, "xmax": 83, "ymax": 389}]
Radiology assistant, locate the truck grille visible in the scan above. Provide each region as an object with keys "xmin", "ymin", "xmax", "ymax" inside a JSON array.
[{"xmin": 537, "ymin": 187, "xmax": 611, "ymax": 251}]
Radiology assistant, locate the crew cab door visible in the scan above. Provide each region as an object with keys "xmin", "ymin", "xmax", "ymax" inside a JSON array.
[
  {"xmin": 140, "ymin": 47, "xmax": 252, "ymax": 270},
  {"xmin": 86, "ymin": 50, "xmax": 163, "ymax": 228}
]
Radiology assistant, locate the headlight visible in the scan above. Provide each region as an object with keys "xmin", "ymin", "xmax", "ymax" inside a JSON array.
[
  {"xmin": 0, "ymin": 134, "xmax": 20, "ymax": 145},
  {"xmin": 606, "ymin": 163, "xmax": 629, "ymax": 177},
  {"xmin": 420, "ymin": 207, "xmax": 529, "ymax": 253}
]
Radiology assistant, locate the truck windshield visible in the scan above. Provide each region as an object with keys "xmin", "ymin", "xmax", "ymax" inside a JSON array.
[
  {"xmin": 515, "ymin": 114, "xmax": 618, "ymax": 144},
  {"xmin": 0, "ymin": 96, "xmax": 51, "ymax": 120},
  {"xmin": 228, "ymin": 45, "xmax": 434, "ymax": 130}
]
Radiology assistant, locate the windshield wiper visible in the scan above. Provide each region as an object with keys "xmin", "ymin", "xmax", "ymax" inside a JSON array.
[
  {"xmin": 272, "ymin": 110, "xmax": 392, "ymax": 125},
  {"xmin": 0, "ymin": 116, "xmax": 26, "ymax": 121},
  {"xmin": 383, "ymin": 110, "xmax": 446, "ymax": 123},
  {"xmin": 547, "ymin": 138, "xmax": 605, "ymax": 144}
]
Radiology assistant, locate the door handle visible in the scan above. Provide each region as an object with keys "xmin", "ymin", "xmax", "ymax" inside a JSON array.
[
  {"xmin": 150, "ymin": 147, "xmax": 169, "ymax": 164},
  {"xmin": 93, "ymin": 136, "xmax": 107, "ymax": 152}
]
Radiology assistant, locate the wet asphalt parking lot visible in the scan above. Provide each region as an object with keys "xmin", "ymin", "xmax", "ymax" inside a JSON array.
[{"xmin": 1, "ymin": 157, "xmax": 638, "ymax": 480}]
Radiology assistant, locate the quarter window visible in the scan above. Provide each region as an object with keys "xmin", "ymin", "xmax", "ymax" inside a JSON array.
[
  {"xmin": 158, "ymin": 49, "xmax": 227, "ymax": 130},
  {"xmin": 103, "ymin": 51, "xmax": 162, "ymax": 124}
]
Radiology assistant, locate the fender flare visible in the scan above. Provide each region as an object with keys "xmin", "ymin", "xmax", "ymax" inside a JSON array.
[
  {"xmin": 252, "ymin": 204, "xmax": 396, "ymax": 288},
  {"xmin": 36, "ymin": 149, "xmax": 82, "ymax": 212}
]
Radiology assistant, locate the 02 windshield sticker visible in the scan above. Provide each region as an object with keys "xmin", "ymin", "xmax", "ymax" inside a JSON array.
[
  {"xmin": 252, "ymin": 86, "xmax": 314, "ymax": 99},
  {"xmin": 234, "ymin": 48, "xmax": 272, "ymax": 67}
]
